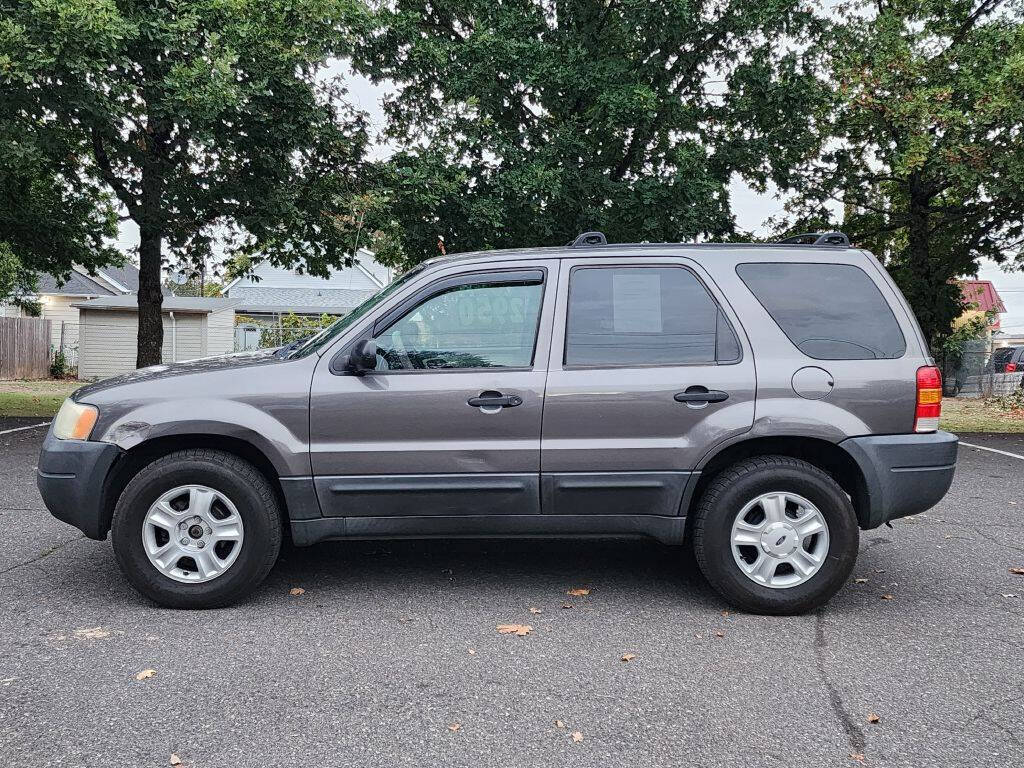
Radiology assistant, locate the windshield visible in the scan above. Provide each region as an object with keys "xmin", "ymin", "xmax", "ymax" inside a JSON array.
[{"xmin": 282, "ymin": 265, "xmax": 425, "ymax": 359}]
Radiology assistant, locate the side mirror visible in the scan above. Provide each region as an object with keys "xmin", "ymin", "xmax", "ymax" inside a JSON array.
[{"xmin": 346, "ymin": 339, "xmax": 377, "ymax": 375}]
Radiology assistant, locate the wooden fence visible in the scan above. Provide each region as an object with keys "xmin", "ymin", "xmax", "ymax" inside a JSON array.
[{"xmin": 0, "ymin": 316, "xmax": 52, "ymax": 379}]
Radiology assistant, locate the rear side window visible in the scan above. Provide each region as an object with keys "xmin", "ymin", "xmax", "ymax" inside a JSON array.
[
  {"xmin": 565, "ymin": 266, "xmax": 741, "ymax": 367},
  {"xmin": 736, "ymin": 263, "xmax": 906, "ymax": 360}
]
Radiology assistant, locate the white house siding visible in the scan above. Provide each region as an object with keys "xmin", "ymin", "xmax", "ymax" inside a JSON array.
[
  {"xmin": 78, "ymin": 309, "xmax": 234, "ymax": 379},
  {"xmin": 40, "ymin": 295, "xmax": 83, "ymax": 354},
  {"xmin": 205, "ymin": 307, "xmax": 236, "ymax": 356}
]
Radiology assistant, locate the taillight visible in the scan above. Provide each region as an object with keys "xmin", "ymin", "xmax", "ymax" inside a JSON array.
[
  {"xmin": 915, "ymin": 366, "xmax": 942, "ymax": 433},
  {"xmin": 1007, "ymin": 362, "xmax": 1018, "ymax": 372}
]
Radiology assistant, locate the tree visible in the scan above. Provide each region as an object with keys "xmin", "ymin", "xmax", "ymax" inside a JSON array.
[
  {"xmin": 3, "ymin": 0, "xmax": 369, "ymax": 365},
  {"xmin": 780, "ymin": 0, "xmax": 1024, "ymax": 345},
  {"xmin": 0, "ymin": 40, "xmax": 120, "ymax": 312},
  {"xmin": 350, "ymin": 0, "xmax": 829, "ymax": 262}
]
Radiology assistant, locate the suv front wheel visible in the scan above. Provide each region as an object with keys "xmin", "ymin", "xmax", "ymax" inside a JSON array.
[
  {"xmin": 692, "ymin": 456, "xmax": 859, "ymax": 615},
  {"xmin": 111, "ymin": 449, "xmax": 282, "ymax": 609}
]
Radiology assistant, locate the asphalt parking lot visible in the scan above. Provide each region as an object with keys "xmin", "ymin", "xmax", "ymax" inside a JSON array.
[{"xmin": 1, "ymin": 420, "xmax": 1023, "ymax": 768}]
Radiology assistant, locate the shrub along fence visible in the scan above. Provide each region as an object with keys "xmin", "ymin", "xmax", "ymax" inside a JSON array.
[{"xmin": 0, "ymin": 316, "xmax": 52, "ymax": 379}]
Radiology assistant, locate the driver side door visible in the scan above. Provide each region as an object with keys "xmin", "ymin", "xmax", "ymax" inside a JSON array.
[{"xmin": 309, "ymin": 260, "xmax": 558, "ymax": 518}]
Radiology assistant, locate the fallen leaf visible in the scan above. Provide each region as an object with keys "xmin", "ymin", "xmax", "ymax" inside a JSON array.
[
  {"xmin": 468, "ymin": 648, "xmax": 476, "ymax": 655},
  {"xmin": 448, "ymin": 723, "xmax": 461, "ymax": 732},
  {"xmin": 74, "ymin": 626, "xmax": 110, "ymax": 640},
  {"xmin": 561, "ymin": 603, "xmax": 572, "ymax": 610},
  {"xmin": 1002, "ymin": 593, "xmax": 1018, "ymax": 599},
  {"xmin": 398, "ymin": 617, "xmax": 413, "ymax": 623},
  {"xmin": 867, "ymin": 713, "xmax": 881, "ymax": 724},
  {"xmin": 288, "ymin": 587, "xmax": 305, "ymax": 596},
  {"xmin": 497, "ymin": 623, "xmax": 533, "ymax": 636},
  {"xmin": 881, "ymin": 594, "xmax": 895, "ymax": 600},
  {"xmin": 1009, "ymin": 567, "xmax": 1024, "ymax": 575},
  {"xmin": 170, "ymin": 755, "xmax": 182, "ymax": 766},
  {"xmin": 721, "ymin": 610, "xmax": 730, "ymax": 618},
  {"xmin": 854, "ymin": 578, "xmax": 868, "ymax": 584},
  {"xmin": 714, "ymin": 630, "xmax": 725, "ymax": 638},
  {"xmin": 571, "ymin": 731, "xmax": 584, "ymax": 743},
  {"xmin": 621, "ymin": 653, "xmax": 636, "ymax": 662},
  {"xmin": 529, "ymin": 607, "xmax": 542, "ymax": 614},
  {"xmin": 850, "ymin": 753, "xmax": 865, "ymax": 763},
  {"xmin": 567, "ymin": 588, "xmax": 590, "ymax": 596},
  {"xmin": 135, "ymin": 669, "xmax": 156, "ymax": 681},
  {"xmin": 555, "ymin": 720, "xmax": 566, "ymax": 729}
]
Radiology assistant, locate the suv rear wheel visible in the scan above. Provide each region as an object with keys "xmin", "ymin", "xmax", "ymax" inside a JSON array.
[
  {"xmin": 111, "ymin": 449, "xmax": 282, "ymax": 609},
  {"xmin": 692, "ymin": 456, "xmax": 858, "ymax": 615}
]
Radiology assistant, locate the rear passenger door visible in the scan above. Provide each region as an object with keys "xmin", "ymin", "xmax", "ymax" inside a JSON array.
[{"xmin": 540, "ymin": 257, "xmax": 755, "ymax": 516}]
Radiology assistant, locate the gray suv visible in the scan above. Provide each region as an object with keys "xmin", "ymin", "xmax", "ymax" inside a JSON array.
[{"xmin": 37, "ymin": 233, "xmax": 957, "ymax": 614}]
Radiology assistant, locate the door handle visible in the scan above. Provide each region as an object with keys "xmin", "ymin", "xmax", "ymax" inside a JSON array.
[
  {"xmin": 468, "ymin": 391, "xmax": 523, "ymax": 408},
  {"xmin": 674, "ymin": 387, "xmax": 729, "ymax": 403}
]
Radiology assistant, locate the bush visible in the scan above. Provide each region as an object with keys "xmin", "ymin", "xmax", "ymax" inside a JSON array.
[{"xmin": 49, "ymin": 348, "xmax": 69, "ymax": 379}]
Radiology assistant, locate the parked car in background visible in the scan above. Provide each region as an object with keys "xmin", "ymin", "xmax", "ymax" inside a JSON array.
[
  {"xmin": 993, "ymin": 345, "xmax": 1024, "ymax": 373},
  {"xmin": 37, "ymin": 232, "xmax": 957, "ymax": 615}
]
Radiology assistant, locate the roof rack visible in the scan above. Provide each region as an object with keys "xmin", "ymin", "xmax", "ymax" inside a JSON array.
[
  {"xmin": 569, "ymin": 231, "xmax": 608, "ymax": 247},
  {"xmin": 778, "ymin": 231, "xmax": 850, "ymax": 246}
]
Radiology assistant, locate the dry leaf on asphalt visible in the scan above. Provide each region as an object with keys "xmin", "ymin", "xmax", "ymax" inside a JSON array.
[
  {"xmin": 497, "ymin": 624, "xmax": 533, "ymax": 636},
  {"xmin": 567, "ymin": 588, "xmax": 590, "ymax": 596},
  {"xmin": 1002, "ymin": 593, "xmax": 1019, "ymax": 598},
  {"xmin": 529, "ymin": 607, "xmax": 542, "ymax": 614},
  {"xmin": 468, "ymin": 648, "xmax": 476, "ymax": 655},
  {"xmin": 1009, "ymin": 567, "xmax": 1024, "ymax": 575},
  {"xmin": 555, "ymin": 720, "xmax": 565, "ymax": 729},
  {"xmin": 867, "ymin": 713, "xmax": 881, "ymax": 724},
  {"xmin": 288, "ymin": 587, "xmax": 305, "ymax": 596},
  {"xmin": 74, "ymin": 627, "xmax": 110, "ymax": 640},
  {"xmin": 854, "ymin": 578, "xmax": 869, "ymax": 584},
  {"xmin": 850, "ymin": 753, "xmax": 865, "ymax": 763},
  {"xmin": 448, "ymin": 723, "xmax": 461, "ymax": 732},
  {"xmin": 714, "ymin": 630, "xmax": 725, "ymax": 638},
  {"xmin": 881, "ymin": 594, "xmax": 895, "ymax": 600},
  {"xmin": 571, "ymin": 731, "xmax": 584, "ymax": 743},
  {"xmin": 170, "ymin": 755, "xmax": 182, "ymax": 766},
  {"xmin": 135, "ymin": 669, "xmax": 156, "ymax": 681},
  {"xmin": 621, "ymin": 653, "xmax": 636, "ymax": 662},
  {"xmin": 561, "ymin": 603, "xmax": 572, "ymax": 610}
]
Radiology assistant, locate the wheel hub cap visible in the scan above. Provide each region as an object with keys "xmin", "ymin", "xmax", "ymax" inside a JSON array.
[
  {"xmin": 730, "ymin": 491, "xmax": 830, "ymax": 589},
  {"xmin": 142, "ymin": 484, "xmax": 244, "ymax": 584}
]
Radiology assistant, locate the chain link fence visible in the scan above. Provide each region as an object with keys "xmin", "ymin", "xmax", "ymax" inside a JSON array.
[{"xmin": 936, "ymin": 338, "xmax": 1024, "ymax": 398}]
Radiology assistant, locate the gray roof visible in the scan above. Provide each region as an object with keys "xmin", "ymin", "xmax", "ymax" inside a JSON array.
[
  {"xmin": 228, "ymin": 286, "xmax": 375, "ymax": 313},
  {"xmin": 36, "ymin": 271, "xmax": 117, "ymax": 296},
  {"xmin": 97, "ymin": 263, "xmax": 141, "ymax": 292},
  {"xmin": 74, "ymin": 295, "xmax": 239, "ymax": 315}
]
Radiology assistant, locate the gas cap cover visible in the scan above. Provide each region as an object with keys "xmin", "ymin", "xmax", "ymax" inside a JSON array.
[{"xmin": 792, "ymin": 366, "xmax": 834, "ymax": 400}]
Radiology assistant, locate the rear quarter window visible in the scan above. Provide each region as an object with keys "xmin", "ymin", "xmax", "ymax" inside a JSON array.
[{"xmin": 736, "ymin": 262, "xmax": 906, "ymax": 360}]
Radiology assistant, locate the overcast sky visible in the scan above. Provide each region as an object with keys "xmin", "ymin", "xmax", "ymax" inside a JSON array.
[{"xmin": 120, "ymin": 62, "xmax": 1024, "ymax": 336}]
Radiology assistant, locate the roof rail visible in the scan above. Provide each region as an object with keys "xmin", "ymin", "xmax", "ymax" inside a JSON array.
[
  {"xmin": 569, "ymin": 231, "xmax": 608, "ymax": 247},
  {"xmin": 778, "ymin": 231, "xmax": 851, "ymax": 246}
]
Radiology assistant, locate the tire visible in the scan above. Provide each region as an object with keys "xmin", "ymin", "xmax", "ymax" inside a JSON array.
[
  {"xmin": 111, "ymin": 449, "xmax": 282, "ymax": 609},
  {"xmin": 692, "ymin": 456, "xmax": 859, "ymax": 615}
]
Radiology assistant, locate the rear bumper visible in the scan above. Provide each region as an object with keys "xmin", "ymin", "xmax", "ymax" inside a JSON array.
[
  {"xmin": 839, "ymin": 431, "xmax": 958, "ymax": 529},
  {"xmin": 36, "ymin": 429, "xmax": 121, "ymax": 540}
]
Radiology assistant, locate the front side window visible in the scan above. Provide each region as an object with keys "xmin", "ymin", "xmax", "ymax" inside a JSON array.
[
  {"xmin": 565, "ymin": 266, "xmax": 740, "ymax": 367},
  {"xmin": 736, "ymin": 263, "xmax": 906, "ymax": 360},
  {"xmin": 370, "ymin": 279, "xmax": 543, "ymax": 370}
]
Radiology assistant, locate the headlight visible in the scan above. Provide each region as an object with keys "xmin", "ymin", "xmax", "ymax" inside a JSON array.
[{"xmin": 53, "ymin": 399, "xmax": 99, "ymax": 440}]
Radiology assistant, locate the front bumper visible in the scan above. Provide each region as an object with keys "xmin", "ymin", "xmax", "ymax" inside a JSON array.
[
  {"xmin": 839, "ymin": 431, "xmax": 958, "ymax": 529},
  {"xmin": 37, "ymin": 429, "xmax": 122, "ymax": 540}
]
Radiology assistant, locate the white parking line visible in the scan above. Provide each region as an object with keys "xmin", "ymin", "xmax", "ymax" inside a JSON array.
[
  {"xmin": 960, "ymin": 441, "xmax": 1024, "ymax": 462},
  {"xmin": 0, "ymin": 422, "xmax": 50, "ymax": 436}
]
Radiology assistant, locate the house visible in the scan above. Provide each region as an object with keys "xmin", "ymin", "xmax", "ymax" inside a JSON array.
[
  {"xmin": 74, "ymin": 295, "xmax": 237, "ymax": 379},
  {"xmin": 223, "ymin": 248, "xmax": 392, "ymax": 322},
  {"xmin": 959, "ymin": 279, "xmax": 1006, "ymax": 332},
  {"xmin": 0, "ymin": 264, "xmax": 150, "ymax": 363}
]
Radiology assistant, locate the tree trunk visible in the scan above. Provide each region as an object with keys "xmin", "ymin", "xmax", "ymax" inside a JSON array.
[
  {"xmin": 136, "ymin": 225, "xmax": 164, "ymax": 367},
  {"xmin": 906, "ymin": 174, "xmax": 939, "ymax": 348}
]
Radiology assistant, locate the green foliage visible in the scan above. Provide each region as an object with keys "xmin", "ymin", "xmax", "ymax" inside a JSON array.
[
  {"xmin": 49, "ymin": 348, "xmax": 70, "ymax": 379},
  {"xmin": 940, "ymin": 310, "xmax": 996, "ymax": 367},
  {"xmin": 351, "ymin": 0, "xmax": 830, "ymax": 263},
  {"xmin": 782, "ymin": 0, "xmax": 1024, "ymax": 344},
  {"xmin": 259, "ymin": 312, "xmax": 336, "ymax": 347},
  {"xmin": 2, "ymin": 0, "xmax": 371, "ymax": 363}
]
